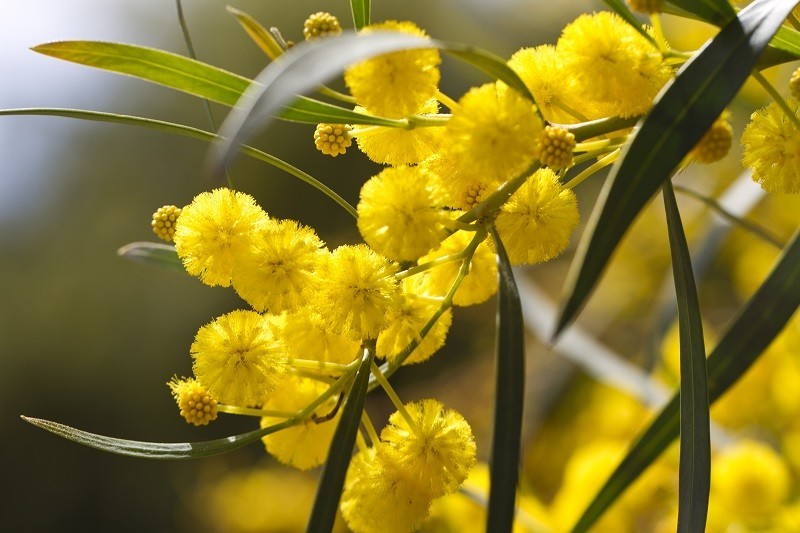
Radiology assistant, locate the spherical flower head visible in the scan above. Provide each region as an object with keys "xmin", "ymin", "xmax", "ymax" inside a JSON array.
[
  {"xmin": 314, "ymin": 244, "xmax": 403, "ymax": 340},
  {"xmin": 419, "ymin": 231, "xmax": 498, "ymax": 307},
  {"xmin": 537, "ymin": 125, "xmax": 576, "ymax": 170},
  {"xmin": 344, "ymin": 21, "xmax": 440, "ymax": 119},
  {"xmin": 279, "ymin": 309, "xmax": 361, "ymax": 365},
  {"xmin": 174, "ymin": 188, "xmax": 268, "ymax": 287},
  {"xmin": 742, "ymin": 100, "xmax": 800, "ymax": 194},
  {"xmin": 352, "ymin": 101, "xmax": 443, "ymax": 165},
  {"xmin": 357, "ymin": 165, "xmax": 450, "ymax": 262},
  {"xmin": 314, "ymin": 123, "xmax": 352, "ymax": 157},
  {"xmin": 626, "ymin": 0, "xmax": 664, "ymax": 13},
  {"xmin": 690, "ymin": 110, "xmax": 733, "ymax": 164},
  {"xmin": 442, "ymin": 83, "xmax": 543, "ymax": 184},
  {"xmin": 151, "ymin": 205, "xmax": 182, "ymax": 241},
  {"xmin": 791, "ymin": 67, "xmax": 800, "ymax": 100},
  {"xmin": 341, "ymin": 447, "xmax": 432, "ymax": 533},
  {"xmin": 495, "ymin": 168, "xmax": 579, "ymax": 266},
  {"xmin": 377, "ymin": 276, "xmax": 453, "ymax": 365},
  {"xmin": 379, "ymin": 400, "xmax": 476, "ymax": 499},
  {"xmin": 168, "ymin": 376, "xmax": 218, "ymax": 426},
  {"xmin": 712, "ymin": 440, "xmax": 791, "ymax": 522},
  {"xmin": 191, "ymin": 310, "xmax": 288, "ymax": 406},
  {"xmin": 231, "ymin": 219, "xmax": 326, "ymax": 313},
  {"xmin": 260, "ymin": 376, "xmax": 339, "ymax": 470},
  {"xmin": 303, "ymin": 12, "xmax": 342, "ymax": 41},
  {"xmin": 557, "ymin": 12, "xmax": 673, "ymax": 118}
]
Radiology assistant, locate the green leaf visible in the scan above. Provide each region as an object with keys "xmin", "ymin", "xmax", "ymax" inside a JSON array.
[
  {"xmin": 306, "ymin": 343, "xmax": 374, "ymax": 532},
  {"xmin": 554, "ymin": 0, "xmax": 796, "ymax": 337},
  {"xmin": 442, "ymin": 43, "xmax": 536, "ymax": 100},
  {"xmin": 21, "ymin": 415, "xmax": 286, "ymax": 460},
  {"xmin": 600, "ymin": 0, "xmax": 657, "ymax": 44},
  {"xmin": 117, "ymin": 242, "xmax": 183, "ymax": 272},
  {"xmin": 350, "ymin": 0, "xmax": 370, "ymax": 30},
  {"xmin": 486, "ymin": 226, "xmax": 525, "ymax": 532},
  {"xmin": 762, "ymin": 25, "xmax": 800, "ymax": 64},
  {"xmin": 570, "ymin": 225, "xmax": 800, "ymax": 533},
  {"xmin": 666, "ymin": 0, "xmax": 736, "ymax": 26},
  {"xmin": 280, "ymin": 96, "xmax": 403, "ymax": 127},
  {"xmin": 226, "ymin": 6, "xmax": 284, "ymax": 60},
  {"xmin": 662, "ymin": 181, "xmax": 710, "ymax": 533}
]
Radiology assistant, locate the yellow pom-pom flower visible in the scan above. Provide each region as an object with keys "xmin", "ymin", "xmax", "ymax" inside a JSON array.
[
  {"xmin": 341, "ymin": 447, "xmax": 432, "ymax": 533},
  {"xmin": 442, "ymin": 83, "xmax": 543, "ymax": 184},
  {"xmin": 314, "ymin": 244, "xmax": 403, "ymax": 340},
  {"xmin": 168, "ymin": 376, "xmax": 218, "ymax": 426},
  {"xmin": 352, "ymin": 101, "xmax": 443, "ymax": 165},
  {"xmin": 151, "ymin": 205, "xmax": 182, "ymax": 241},
  {"xmin": 344, "ymin": 21, "xmax": 440, "ymax": 119},
  {"xmin": 494, "ymin": 168, "xmax": 580, "ymax": 265},
  {"xmin": 377, "ymin": 276, "xmax": 453, "ymax": 365},
  {"xmin": 537, "ymin": 125, "xmax": 576, "ymax": 170},
  {"xmin": 422, "ymin": 153, "xmax": 501, "ymax": 211},
  {"xmin": 231, "ymin": 219, "xmax": 326, "ymax": 313},
  {"xmin": 174, "ymin": 188, "xmax": 268, "ymax": 287},
  {"xmin": 626, "ymin": 0, "xmax": 664, "ymax": 13},
  {"xmin": 419, "ymin": 231, "xmax": 498, "ymax": 307},
  {"xmin": 314, "ymin": 123, "xmax": 352, "ymax": 157},
  {"xmin": 303, "ymin": 12, "xmax": 342, "ymax": 41},
  {"xmin": 357, "ymin": 165, "xmax": 450, "ymax": 262},
  {"xmin": 557, "ymin": 12, "xmax": 672, "ymax": 118},
  {"xmin": 742, "ymin": 100, "xmax": 800, "ymax": 194},
  {"xmin": 279, "ymin": 310, "xmax": 361, "ymax": 365},
  {"xmin": 260, "ymin": 376, "xmax": 339, "ymax": 470},
  {"xmin": 690, "ymin": 111, "xmax": 733, "ymax": 164},
  {"xmin": 379, "ymin": 399, "xmax": 476, "ymax": 498},
  {"xmin": 191, "ymin": 310, "xmax": 287, "ymax": 406}
]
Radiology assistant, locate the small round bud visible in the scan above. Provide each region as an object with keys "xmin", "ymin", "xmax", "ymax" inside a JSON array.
[
  {"xmin": 314, "ymin": 123, "xmax": 352, "ymax": 157},
  {"xmin": 625, "ymin": 0, "xmax": 664, "ymax": 14},
  {"xmin": 790, "ymin": 67, "xmax": 800, "ymax": 100},
  {"xmin": 151, "ymin": 205, "xmax": 182, "ymax": 241},
  {"xmin": 461, "ymin": 182, "xmax": 490, "ymax": 209},
  {"xmin": 168, "ymin": 377, "xmax": 218, "ymax": 427},
  {"xmin": 691, "ymin": 112, "xmax": 733, "ymax": 164},
  {"xmin": 303, "ymin": 12, "xmax": 342, "ymax": 41},
  {"xmin": 537, "ymin": 125, "xmax": 576, "ymax": 170}
]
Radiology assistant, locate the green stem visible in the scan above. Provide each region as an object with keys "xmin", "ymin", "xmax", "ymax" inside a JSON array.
[
  {"xmin": 290, "ymin": 358, "xmax": 354, "ymax": 374},
  {"xmin": 752, "ymin": 70, "xmax": 800, "ymax": 129},
  {"xmin": 217, "ymin": 404, "xmax": 295, "ymax": 418},
  {"xmin": 370, "ymin": 361, "xmax": 418, "ymax": 431},
  {"xmin": 458, "ymin": 164, "xmax": 540, "ymax": 224},
  {"xmin": 395, "ymin": 250, "xmax": 467, "ymax": 280},
  {"xmin": 436, "ymin": 90, "xmax": 460, "ymax": 111},
  {"xmin": 564, "ymin": 149, "xmax": 620, "ymax": 189},
  {"xmin": 361, "ymin": 411, "xmax": 380, "ymax": 446},
  {"xmin": 552, "ymin": 98, "xmax": 589, "ymax": 122},
  {"xmin": 574, "ymin": 136, "xmax": 626, "ymax": 153},
  {"xmin": 558, "ymin": 115, "xmax": 640, "ymax": 142},
  {"xmin": 317, "ymin": 85, "xmax": 357, "ymax": 104},
  {"xmin": 406, "ymin": 113, "xmax": 451, "ymax": 128}
]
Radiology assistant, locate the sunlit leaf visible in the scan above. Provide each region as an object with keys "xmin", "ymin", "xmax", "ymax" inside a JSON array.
[
  {"xmin": 226, "ymin": 6, "xmax": 284, "ymax": 60},
  {"xmin": 350, "ymin": 0, "xmax": 370, "ymax": 30},
  {"xmin": 117, "ymin": 242, "xmax": 182, "ymax": 272}
]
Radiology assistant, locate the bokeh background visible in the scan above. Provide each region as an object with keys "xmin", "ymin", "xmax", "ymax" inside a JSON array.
[{"xmin": 3, "ymin": 1, "xmax": 799, "ymax": 532}]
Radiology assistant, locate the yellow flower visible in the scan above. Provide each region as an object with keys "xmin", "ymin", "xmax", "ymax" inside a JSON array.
[
  {"xmin": 314, "ymin": 123, "xmax": 353, "ymax": 157},
  {"xmin": 419, "ymin": 231, "xmax": 498, "ymax": 307},
  {"xmin": 167, "ymin": 376, "xmax": 218, "ymax": 426},
  {"xmin": 344, "ymin": 21, "xmax": 440, "ymax": 119},
  {"xmin": 352, "ymin": 101, "xmax": 443, "ymax": 165},
  {"xmin": 690, "ymin": 110, "xmax": 733, "ymax": 164},
  {"xmin": 151, "ymin": 204, "xmax": 181, "ymax": 242},
  {"xmin": 742, "ymin": 100, "xmax": 800, "ymax": 194},
  {"xmin": 174, "ymin": 188, "xmax": 268, "ymax": 287},
  {"xmin": 441, "ymin": 82, "xmax": 543, "ymax": 184},
  {"xmin": 279, "ymin": 310, "xmax": 361, "ymax": 365},
  {"xmin": 314, "ymin": 244, "xmax": 403, "ymax": 340},
  {"xmin": 557, "ymin": 12, "xmax": 672, "ymax": 118},
  {"xmin": 422, "ymin": 153, "xmax": 502, "ymax": 210},
  {"xmin": 357, "ymin": 165, "xmax": 450, "ymax": 262},
  {"xmin": 494, "ymin": 168, "xmax": 579, "ymax": 265},
  {"xmin": 377, "ymin": 276, "xmax": 453, "ymax": 365},
  {"xmin": 260, "ymin": 376, "xmax": 339, "ymax": 470},
  {"xmin": 379, "ymin": 399, "xmax": 476, "ymax": 498},
  {"xmin": 231, "ymin": 219, "xmax": 326, "ymax": 313},
  {"xmin": 191, "ymin": 310, "xmax": 287, "ymax": 406}
]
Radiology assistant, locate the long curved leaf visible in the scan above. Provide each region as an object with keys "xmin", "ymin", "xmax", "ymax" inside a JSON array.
[
  {"xmin": 226, "ymin": 6, "xmax": 283, "ymax": 60},
  {"xmin": 663, "ymin": 182, "xmax": 710, "ymax": 533},
  {"xmin": 117, "ymin": 242, "xmax": 182, "ymax": 271},
  {"xmin": 306, "ymin": 343, "xmax": 374, "ymax": 532},
  {"xmin": 555, "ymin": 0, "xmax": 797, "ymax": 337},
  {"xmin": 570, "ymin": 225, "xmax": 800, "ymax": 532},
  {"xmin": 667, "ymin": 0, "xmax": 735, "ymax": 26},
  {"xmin": 600, "ymin": 0, "xmax": 657, "ymax": 43},
  {"xmin": 350, "ymin": 0, "xmax": 370, "ymax": 30},
  {"xmin": 486, "ymin": 226, "xmax": 525, "ymax": 532}
]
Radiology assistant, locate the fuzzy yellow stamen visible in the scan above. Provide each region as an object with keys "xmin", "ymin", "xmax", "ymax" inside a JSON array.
[
  {"xmin": 314, "ymin": 123, "xmax": 353, "ymax": 157},
  {"xmin": 151, "ymin": 205, "xmax": 182, "ymax": 242},
  {"xmin": 537, "ymin": 125, "xmax": 576, "ymax": 170}
]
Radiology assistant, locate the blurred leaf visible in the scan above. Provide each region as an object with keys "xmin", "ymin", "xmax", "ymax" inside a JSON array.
[
  {"xmin": 21, "ymin": 415, "xmax": 286, "ymax": 459},
  {"xmin": 226, "ymin": 6, "xmax": 284, "ymax": 60},
  {"xmin": 667, "ymin": 0, "xmax": 735, "ymax": 26},
  {"xmin": 663, "ymin": 182, "xmax": 710, "ymax": 532},
  {"xmin": 486, "ymin": 226, "xmax": 525, "ymax": 532},
  {"xmin": 555, "ymin": 0, "xmax": 796, "ymax": 337},
  {"xmin": 600, "ymin": 0, "xmax": 657, "ymax": 43},
  {"xmin": 571, "ymin": 225, "xmax": 800, "ymax": 533},
  {"xmin": 350, "ymin": 0, "xmax": 370, "ymax": 30},
  {"xmin": 117, "ymin": 242, "xmax": 182, "ymax": 272},
  {"xmin": 306, "ymin": 343, "xmax": 374, "ymax": 532}
]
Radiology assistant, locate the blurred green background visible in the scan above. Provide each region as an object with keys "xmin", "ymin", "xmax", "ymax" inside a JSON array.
[{"xmin": 1, "ymin": 0, "xmax": 600, "ymax": 531}]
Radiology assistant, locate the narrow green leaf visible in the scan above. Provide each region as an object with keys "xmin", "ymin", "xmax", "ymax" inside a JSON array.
[
  {"xmin": 21, "ymin": 415, "xmax": 285, "ymax": 460},
  {"xmin": 570, "ymin": 225, "xmax": 800, "ymax": 533},
  {"xmin": 600, "ymin": 0, "xmax": 657, "ymax": 44},
  {"xmin": 667, "ymin": 0, "xmax": 736, "ymax": 26},
  {"xmin": 117, "ymin": 242, "xmax": 182, "ymax": 271},
  {"xmin": 555, "ymin": 0, "xmax": 796, "ymax": 337},
  {"xmin": 486, "ymin": 226, "xmax": 525, "ymax": 532},
  {"xmin": 350, "ymin": 0, "xmax": 370, "ymax": 30},
  {"xmin": 306, "ymin": 343, "xmax": 374, "ymax": 532},
  {"xmin": 762, "ymin": 25, "xmax": 800, "ymax": 64},
  {"xmin": 441, "ymin": 43, "xmax": 536, "ymax": 100},
  {"xmin": 226, "ymin": 6, "xmax": 284, "ymax": 60},
  {"xmin": 281, "ymin": 96, "xmax": 404, "ymax": 127},
  {"xmin": 662, "ymin": 181, "xmax": 710, "ymax": 533}
]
